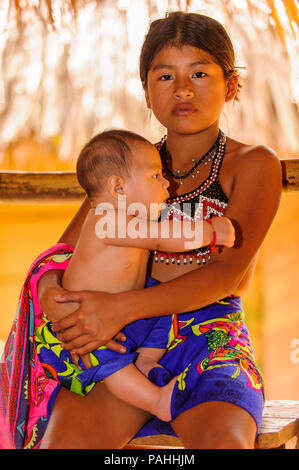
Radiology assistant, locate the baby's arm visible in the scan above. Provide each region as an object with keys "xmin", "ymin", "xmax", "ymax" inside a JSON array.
[{"xmin": 96, "ymin": 209, "xmax": 235, "ymax": 252}]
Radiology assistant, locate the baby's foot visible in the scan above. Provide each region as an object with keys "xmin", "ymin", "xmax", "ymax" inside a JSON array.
[
  {"xmin": 148, "ymin": 366, "xmax": 173, "ymax": 386},
  {"xmin": 151, "ymin": 376, "xmax": 178, "ymax": 422}
]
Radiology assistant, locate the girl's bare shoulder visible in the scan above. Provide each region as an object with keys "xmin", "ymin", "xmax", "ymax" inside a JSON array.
[{"xmin": 226, "ymin": 137, "xmax": 281, "ymax": 176}]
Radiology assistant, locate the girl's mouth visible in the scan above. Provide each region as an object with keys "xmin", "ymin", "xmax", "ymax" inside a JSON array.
[{"xmin": 172, "ymin": 104, "xmax": 196, "ymax": 116}]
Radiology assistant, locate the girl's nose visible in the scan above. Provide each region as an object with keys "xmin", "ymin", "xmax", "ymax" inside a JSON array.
[{"xmin": 174, "ymin": 80, "xmax": 194, "ymax": 100}]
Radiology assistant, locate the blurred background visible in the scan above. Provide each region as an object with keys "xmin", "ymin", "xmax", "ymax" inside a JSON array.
[{"xmin": 0, "ymin": 0, "xmax": 298, "ymax": 400}]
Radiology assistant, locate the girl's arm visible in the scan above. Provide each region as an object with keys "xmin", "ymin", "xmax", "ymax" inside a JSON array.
[
  {"xmin": 37, "ymin": 196, "xmax": 90, "ymax": 322},
  {"xmin": 37, "ymin": 269, "xmax": 69, "ymax": 322},
  {"xmin": 58, "ymin": 195, "xmax": 91, "ymax": 246},
  {"xmin": 54, "ymin": 146, "xmax": 282, "ymax": 355}
]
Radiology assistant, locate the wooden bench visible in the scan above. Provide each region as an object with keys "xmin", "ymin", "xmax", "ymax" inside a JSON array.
[{"xmin": 124, "ymin": 400, "xmax": 299, "ymax": 449}]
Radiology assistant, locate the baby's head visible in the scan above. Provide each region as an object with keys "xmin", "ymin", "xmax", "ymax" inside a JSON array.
[{"xmin": 77, "ymin": 129, "xmax": 169, "ymax": 211}]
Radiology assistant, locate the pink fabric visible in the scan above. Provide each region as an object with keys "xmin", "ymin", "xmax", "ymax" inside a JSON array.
[{"xmin": 0, "ymin": 243, "xmax": 73, "ymax": 448}]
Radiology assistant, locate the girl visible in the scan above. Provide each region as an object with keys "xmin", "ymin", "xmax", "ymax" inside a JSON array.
[{"xmin": 0, "ymin": 12, "xmax": 282, "ymax": 449}]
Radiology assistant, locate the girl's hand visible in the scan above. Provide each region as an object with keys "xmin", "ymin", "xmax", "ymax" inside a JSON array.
[
  {"xmin": 52, "ymin": 290, "xmax": 128, "ymax": 355},
  {"xmin": 70, "ymin": 352, "xmax": 93, "ymax": 370},
  {"xmin": 70, "ymin": 331, "xmax": 127, "ymax": 369}
]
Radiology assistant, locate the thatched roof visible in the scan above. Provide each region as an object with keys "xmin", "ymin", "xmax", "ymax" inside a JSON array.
[
  {"xmin": 0, "ymin": 0, "xmax": 298, "ymax": 169},
  {"xmin": 7, "ymin": 0, "xmax": 299, "ymax": 40}
]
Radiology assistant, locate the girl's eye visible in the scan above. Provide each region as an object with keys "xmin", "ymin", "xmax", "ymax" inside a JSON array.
[
  {"xmin": 193, "ymin": 72, "xmax": 207, "ymax": 78},
  {"xmin": 158, "ymin": 74, "xmax": 173, "ymax": 81},
  {"xmin": 152, "ymin": 174, "xmax": 160, "ymax": 179}
]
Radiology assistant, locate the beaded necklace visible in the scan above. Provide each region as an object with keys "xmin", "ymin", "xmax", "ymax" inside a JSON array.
[
  {"xmin": 159, "ymin": 133, "xmax": 220, "ymax": 185},
  {"xmin": 154, "ymin": 130, "xmax": 228, "ymax": 266}
]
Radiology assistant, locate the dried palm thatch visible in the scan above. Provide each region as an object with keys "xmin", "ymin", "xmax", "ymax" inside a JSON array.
[
  {"xmin": 7, "ymin": 0, "xmax": 299, "ymax": 41},
  {"xmin": 0, "ymin": 0, "xmax": 298, "ymax": 170}
]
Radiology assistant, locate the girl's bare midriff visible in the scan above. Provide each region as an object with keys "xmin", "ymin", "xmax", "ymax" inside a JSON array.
[{"xmin": 151, "ymin": 253, "xmax": 257, "ymax": 297}]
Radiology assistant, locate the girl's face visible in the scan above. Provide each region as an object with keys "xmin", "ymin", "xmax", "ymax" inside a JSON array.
[{"xmin": 144, "ymin": 45, "xmax": 237, "ymax": 135}]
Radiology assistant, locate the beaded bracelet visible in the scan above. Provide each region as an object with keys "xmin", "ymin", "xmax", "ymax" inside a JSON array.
[{"xmin": 207, "ymin": 218, "xmax": 217, "ymax": 253}]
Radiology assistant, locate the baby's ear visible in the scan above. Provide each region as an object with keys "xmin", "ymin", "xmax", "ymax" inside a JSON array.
[{"xmin": 107, "ymin": 175, "xmax": 125, "ymax": 199}]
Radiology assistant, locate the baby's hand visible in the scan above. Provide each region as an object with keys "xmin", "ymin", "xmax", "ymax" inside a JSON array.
[{"xmin": 211, "ymin": 216, "xmax": 235, "ymax": 247}]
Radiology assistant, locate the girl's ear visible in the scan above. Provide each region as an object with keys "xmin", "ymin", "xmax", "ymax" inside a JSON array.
[
  {"xmin": 225, "ymin": 73, "xmax": 239, "ymax": 102},
  {"xmin": 143, "ymin": 84, "xmax": 152, "ymax": 109},
  {"xmin": 107, "ymin": 175, "xmax": 126, "ymax": 199}
]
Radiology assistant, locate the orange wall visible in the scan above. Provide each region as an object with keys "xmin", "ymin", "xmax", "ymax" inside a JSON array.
[
  {"xmin": 257, "ymin": 191, "xmax": 299, "ymax": 399},
  {"xmin": 0, "ymin": 202, "xmax": 80, "ymax": 340}
]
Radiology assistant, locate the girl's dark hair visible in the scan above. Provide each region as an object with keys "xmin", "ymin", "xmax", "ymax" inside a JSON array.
[
  {"xmin": 140, "ymin": 11, "xmax": 239, "ymax": 91},
  {"xmin": 77, "ymin": 129, "xmax": 150, "ymax": 198}
]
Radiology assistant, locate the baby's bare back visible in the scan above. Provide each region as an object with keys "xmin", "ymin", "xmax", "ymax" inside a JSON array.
[{"xmin": 62, "ymin": 210, "xmax": 149, "ymax": 293}]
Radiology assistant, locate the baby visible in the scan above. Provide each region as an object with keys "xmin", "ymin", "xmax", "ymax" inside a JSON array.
[{"xmin": 36, "ymin": 129, "xmax": 235, "ymax": 422}]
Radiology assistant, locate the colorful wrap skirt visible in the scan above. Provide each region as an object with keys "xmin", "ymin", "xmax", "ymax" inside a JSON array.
[{"xmin": 0, "ymin": 243, "xmax": 264, "ymax": 449}]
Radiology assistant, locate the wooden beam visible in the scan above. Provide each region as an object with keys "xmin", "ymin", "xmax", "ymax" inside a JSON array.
[
  {"xmin": 281, "ymin": 159, "xmax": 299, "ymax": 191},
  {"xmin": 0, "ymin": 158, "xmax": 298, "ymax": 202},
  {"xmin": 0, "ymin": 170, "xmax": 84, "ymax": 202}
]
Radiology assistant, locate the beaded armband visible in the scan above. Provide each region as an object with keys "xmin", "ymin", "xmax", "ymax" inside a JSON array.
[{"xmin": 207, "ymin": 218, "xmax": 217, "ymax": 253}]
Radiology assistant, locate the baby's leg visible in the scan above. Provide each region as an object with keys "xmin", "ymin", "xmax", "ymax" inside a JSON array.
[{"xmin": 104, "ymin": 362, "xmax": 177, "ymax": 422}]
